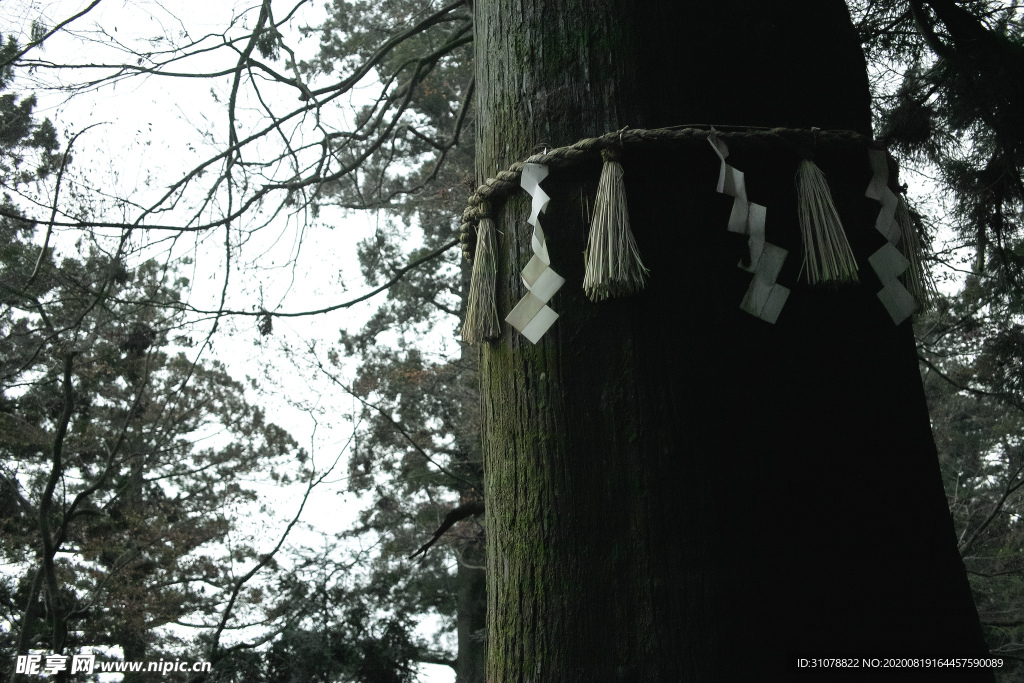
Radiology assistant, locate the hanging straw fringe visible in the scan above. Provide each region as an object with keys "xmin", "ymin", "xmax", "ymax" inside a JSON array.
[
  {"xmin": 795, "ymin": 159, "xmax": 859, "ymax": 285},
  {"xmin": 461, "ymin": 202, "xmax": 500, "ymax": 344},
  {"xmin": 583, "ymin": 148, "xmax": 649, "ymax": 301},
  {"xmin": 896, "ymin": 193, "xmax": 931, "ymax": 310}
]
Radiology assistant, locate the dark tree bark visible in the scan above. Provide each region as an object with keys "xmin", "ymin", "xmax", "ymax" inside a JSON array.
[{"xmin": 474, "ymin": 1, "xmax": 991, "ymax": 680}]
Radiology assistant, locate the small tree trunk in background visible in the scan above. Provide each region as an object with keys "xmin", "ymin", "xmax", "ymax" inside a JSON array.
[
  {"xmin": 455, "ymin": 542, "xmax": 486, "ymax": 683},
  {"xmin": 9, "ymin": 569, "xmax": 44, "ymax": 683},
  {"xmin": 116, "ymin": 454, "xmax": 148, "ymax": 683},
  {"xmin": 455, "ymin": 259, "xmax": 487, "ymax": 683},
  {"xmin": 474, "ymin": 1, "xmax": 991, "ymax": 680}
]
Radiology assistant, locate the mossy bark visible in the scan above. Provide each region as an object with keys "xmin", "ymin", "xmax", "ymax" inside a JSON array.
[{"xmin": 475, "ymin": 1, "xmax": 991, "ymax": 680}]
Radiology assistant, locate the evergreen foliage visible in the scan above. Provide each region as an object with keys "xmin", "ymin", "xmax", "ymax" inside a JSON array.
[
  {"xmin": 0, "ymin": 227, "xmax": 306, "ymax": 673},
  {"xmin": 853, "ymin": 1, "xmax": 1024, "ymax": 671}
]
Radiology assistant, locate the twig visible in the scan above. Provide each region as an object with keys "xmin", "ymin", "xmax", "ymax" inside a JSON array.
[{"xmin": 409, "ymin": 501, "xmax": 484, "ymax": 559}]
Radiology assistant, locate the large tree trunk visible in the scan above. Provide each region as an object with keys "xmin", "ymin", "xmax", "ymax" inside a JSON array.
[{"xmin": 474, "ymin": 1, "xmax": 991, "ymax": 680}]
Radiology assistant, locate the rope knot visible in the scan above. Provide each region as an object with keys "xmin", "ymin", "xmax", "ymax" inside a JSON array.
[{"xmin": 601, "ymin": 147, "xmax": 622, "ymax": 164}]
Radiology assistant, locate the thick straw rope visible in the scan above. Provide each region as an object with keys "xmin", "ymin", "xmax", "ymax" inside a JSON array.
[{"xmin": 459, "ymin": 125, "xmax": 873, "ymax": 262}]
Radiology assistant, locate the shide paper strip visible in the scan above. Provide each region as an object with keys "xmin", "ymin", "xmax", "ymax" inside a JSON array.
[
  {"xmin": 505, "ymin": 163, "xmax": 566, "ymax": 343},
  {"xmin": 707, "ymin": 133, "xmax": 790, "ymax": 324},
  {"xmin": 865, "ymin": 150, "xmax": 902, "ymax": 244},
  {"xmin": 740, "ymin": 243, "xmax": 789, "ymax": 324},
  {"xmin": 869, "ymin": 242, "xmax": 917, "ymax": 324},
  {"xmin": 865, "ymin": 149, "xmax": 918, "ymax": 325}
]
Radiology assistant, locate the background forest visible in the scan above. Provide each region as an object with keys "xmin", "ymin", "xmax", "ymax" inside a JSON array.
[{"xmin": 0, "ymin": 0, "xmax": 1023, "ymax": 681}]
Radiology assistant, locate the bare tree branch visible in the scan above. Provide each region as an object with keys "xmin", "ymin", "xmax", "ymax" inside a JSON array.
[
  {"xmin": 409, "ymin": 501, "xmax": 484, "ymax": 559},
  {"xmin": 181, "ymin": 237, "xmax": 459, "ymax": 318},
  {"xmin": 0, "ymin": 1, "xmax": 105, "ymax": 69}
]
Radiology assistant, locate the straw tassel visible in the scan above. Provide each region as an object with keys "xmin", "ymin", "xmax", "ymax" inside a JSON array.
[
  {"xmin": 461, "ymin": 202, "xmax": 500, "ymax": 344},
  {"xmin": 896, "ymin": 192, "xmax": 931, "ymax": 309},
  {"xmin": 583, "ymin": 148, "xmax": 649, "ymax": 301},
  {"xmin": 795, "ymin": 158, "xmax": 859, "ymax": 285}
]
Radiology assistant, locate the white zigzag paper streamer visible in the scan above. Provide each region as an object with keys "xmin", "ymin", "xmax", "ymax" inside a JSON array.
[
  {"xmin": 865, "ymin": 149, "xmax": 917, "ymax": 325},
  {"xmin": 505, "ymin": 163, "xmax": 566, "ymax": 343},
  {"xmin": 708, "ymin": 133, "xmax": 790, "ymax": 324}
]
